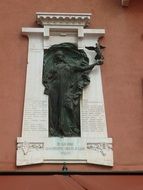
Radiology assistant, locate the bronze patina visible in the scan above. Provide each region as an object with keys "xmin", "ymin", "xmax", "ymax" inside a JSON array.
[{"xmin": 42, "ymin": 43, "xmax": 103, "ymax": 137}]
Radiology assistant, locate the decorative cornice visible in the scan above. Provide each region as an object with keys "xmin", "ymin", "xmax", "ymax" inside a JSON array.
[
  {"xmin": 36, "ymin": 12, "xmax": 91, "ymax": 27},
  {"xmin": 122, "ymin": 0, "xmax": 130, "ymax": 6}
]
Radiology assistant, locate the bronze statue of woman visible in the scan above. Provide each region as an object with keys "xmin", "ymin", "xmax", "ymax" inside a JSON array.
[{"xmin": 42, "ymin": 43, "xmax": 103, "ymax": 137}]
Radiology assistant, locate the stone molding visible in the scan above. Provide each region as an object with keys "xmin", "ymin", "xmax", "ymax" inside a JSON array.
[
  {"xmin": 36, "ymin": 12, "xmax": 91, "ymax": 27},
  {"xmin": 122, "ymin": 0, "xmax": 130, "ymax": 6}
]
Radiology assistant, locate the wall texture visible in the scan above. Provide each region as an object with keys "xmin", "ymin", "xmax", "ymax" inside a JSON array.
[{"xmin": 0, "ymin": 175, "xmax": 143, "ymax": 190}]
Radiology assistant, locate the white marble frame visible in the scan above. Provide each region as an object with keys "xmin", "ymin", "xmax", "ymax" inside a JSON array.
[{"xmin": 17, "ymin": 13, "xmax": 113, "ymax": 166}]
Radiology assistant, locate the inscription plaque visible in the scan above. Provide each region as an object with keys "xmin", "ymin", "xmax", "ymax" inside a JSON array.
[{"xmin": 17, "ymin": 12, "xmax": 113, "ymax": 166}]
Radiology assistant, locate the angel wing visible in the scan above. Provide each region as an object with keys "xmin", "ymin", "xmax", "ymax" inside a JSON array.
[
  {"xmin": 99, "ymin": 44, "xmax": 106, "ymax": 49},
  {"xmin": 85, "ymin": 46, "xmax": 95, "ymax": 51}
]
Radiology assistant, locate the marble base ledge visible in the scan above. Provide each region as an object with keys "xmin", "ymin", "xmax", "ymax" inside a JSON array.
[{"xmin": 16, "ymin": 137, "xmax": 113, "ymax": 167}]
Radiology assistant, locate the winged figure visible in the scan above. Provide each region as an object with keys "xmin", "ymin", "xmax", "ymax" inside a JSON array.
[{"xmin": 86, "ymin": 42, "xmax": 105, "ymax": 60}]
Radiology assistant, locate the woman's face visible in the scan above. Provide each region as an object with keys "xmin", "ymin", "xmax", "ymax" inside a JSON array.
[{"xmin": 55, "ymin": 51, "xmax": 65, "ymax": 63}]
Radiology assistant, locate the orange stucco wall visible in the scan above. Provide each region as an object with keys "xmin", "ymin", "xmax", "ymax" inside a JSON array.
[
  {"xmin": 0, "ymin": 0, "xmax": 143, "ymax": 179},
  {"xmin": 0, "ymin": 175, "xmax": 143, "ymax": 190}
]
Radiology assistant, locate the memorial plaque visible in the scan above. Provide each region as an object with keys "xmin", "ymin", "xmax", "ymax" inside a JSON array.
[{"xmin": 17, "ymin": 12, "xmax": 113, "ymax": 166}]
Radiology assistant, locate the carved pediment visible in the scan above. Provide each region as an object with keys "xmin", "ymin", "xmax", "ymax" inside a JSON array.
[
  {"xmin": 122, "ymin": 0, "xmax": 130, "ymax": 6},
  {"xmin": 36, "ymin": 12, "xmax": 91, "ymax": 27}
]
